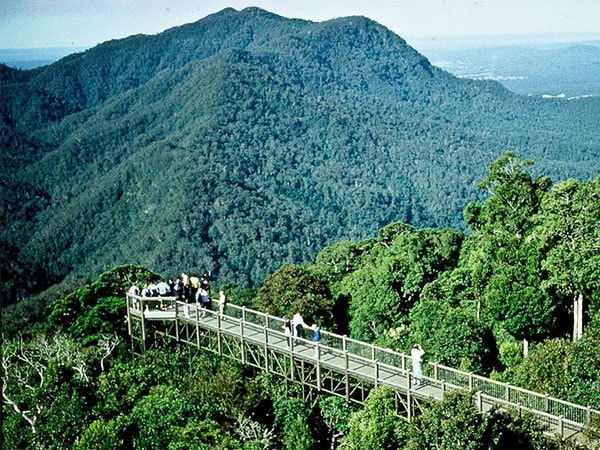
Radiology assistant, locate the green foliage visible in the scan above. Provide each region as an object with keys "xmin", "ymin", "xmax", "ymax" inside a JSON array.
[
  {"xmin": 318, "ymin": 396, "xmax": 355, "ymax": 448},
  {"xmin": 567, "ymin": 312, "xmax": 600, "ymax": 409},
  {"xmin": 75, "ymin": 418, "xmax": 126, "ymax": 450},
  {"xmin": 409, "ymin": 283, "xmax": 498, "ymax": 374},
  {"xmin": 254, "ymin": 264, "xmax": 333, "ymax": 326},
  {"xmin": 272, "ymin": 395, "xmax": 314, "ymax": 450},
  {"xmin": 512, "ymin": 338, "xmax": 573, "ymax": 399},
  {"xmin": 406, "ymin": 391, "xmax": 489, "ymax": 450},
  {"xmin": 45, "ymin": 264, "xmax": 158, "ymax": 344},
  {"xmin": 405, "ymin": 391, "xmax": 551, "ymax": 450},
  {"xmin": 4, "ymin": 9, "xmax": 600, "ymax": 302},
  {"xmin": 130, "ymin": 385, "xmax": 198, "ymax": 450},
  {"xmin": 340, "ymin": 225, "xmax": 462, "ymax": 342},
  {"xmin": 340, "ymin": 386, "xmax": 404, "ymax": 449}
]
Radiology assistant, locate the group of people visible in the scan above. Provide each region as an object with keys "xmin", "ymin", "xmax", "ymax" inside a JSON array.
[
  {"xmin": 128, "ymin": 275, "xmax": 425, "ymax": 377},
  {"xmin": 128, "ymin": 272, "xmax": 228, "ymax": 316},
  {"xmin": 281, "ymin": 312, "xmax": 321, "ymax": 355}
]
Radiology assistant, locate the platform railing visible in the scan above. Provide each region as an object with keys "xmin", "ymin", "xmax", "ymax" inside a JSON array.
[{"xmin": 128, "ymin": 294, "xmax": 600, "ymax": 433}]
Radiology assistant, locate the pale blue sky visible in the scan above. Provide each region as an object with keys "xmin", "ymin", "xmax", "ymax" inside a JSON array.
[{"xmin": 1, "ymin": 0, "xmax": 599, "ymax": 49}]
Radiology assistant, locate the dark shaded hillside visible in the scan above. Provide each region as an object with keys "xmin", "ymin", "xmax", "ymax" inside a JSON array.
[{"xmin": 2, "ymin": 7, "xmax": 600, "ymax": 298}]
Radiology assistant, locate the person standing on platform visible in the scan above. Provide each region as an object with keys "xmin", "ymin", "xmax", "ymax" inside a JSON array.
[
  {"xmin": 312, "ymin": 324, "xmax": 321, "ymax": 356},
  {"xmin": 282, "ymin": 317, "xmax": 292, "ymax": 348},
  {"xmin": 411, "ymin": 344, "xmax": 425, "ymax": 386},
  {"xmin": 218, "ymin": 290, "xmax": 227, "ymax": 316},
  {"xmin": 292, "ymin": 312, "xmax": 306, "ymax": 344}
]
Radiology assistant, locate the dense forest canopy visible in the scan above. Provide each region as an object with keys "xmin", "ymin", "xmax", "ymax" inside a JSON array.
[
  {"xmin": 3, "ymin": 153, "xmax": 600, "ymax": 448},
  {"xmin": 1, "ymin": 7, "xmax": 600, "ymax": 309}
]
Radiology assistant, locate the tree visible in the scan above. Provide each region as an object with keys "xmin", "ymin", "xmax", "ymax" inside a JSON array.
[
  {"xmin": 511, "ymin": 338, "xmax": 572, "ymax": 399},
  {"xmin": 339, "ymin": 386, "xmax": 404, "ymax": 449},
  {"xmin": 537, "ymin": 177, "xmax": 600, "ymax": 340},
  {"xmin": 318, "ymin": 395, "xmax": 355, "ymax": 450},
  {"xmin": 405, "ymin": 391, "xmax": 550, "ymax": 450},
  {"xmin": 254, "ymin": 264, "xmax": 333, "ymax": 326},
  {"xmin": 464, "ymin": 152, "xmax": 557, "ymax": 342},
  {"xmin": 409, "ymin": 275, "xmax": 498, "ymax": 374},
  {"xmin": 130, "ymin": 385, "xmax": 198, "ymax": 450},
  {"xmin": 272, "ymin": 395, "xmax": 314, "ymax": 450},
  {"xmin": 1, "ymin": 333, "xmax": 91, "ymax": 449}
]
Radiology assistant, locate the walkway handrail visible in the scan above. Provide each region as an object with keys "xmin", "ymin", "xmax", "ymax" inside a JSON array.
[{"xmin": 127, "ymin": 294, "xmax": 600, "ymax": 429}]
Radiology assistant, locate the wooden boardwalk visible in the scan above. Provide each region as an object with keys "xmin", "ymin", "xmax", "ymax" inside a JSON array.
[{"xmin": 126, "ymin": 294, "xmax": 598, "ymax": 443}]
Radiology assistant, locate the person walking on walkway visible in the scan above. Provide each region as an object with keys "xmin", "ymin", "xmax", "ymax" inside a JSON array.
[{"xmin": 411, "ymin": 344, "xmax": 425, "ymax": 386}]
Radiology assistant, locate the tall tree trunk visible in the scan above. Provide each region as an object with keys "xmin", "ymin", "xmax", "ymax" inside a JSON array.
[
  {"xmin": 573, "ymin": 293, "xmax": 584, "ymax": 341},
  {"xmin": 573, "ymin": 295, "xmax": 579, "ymax": 342}
]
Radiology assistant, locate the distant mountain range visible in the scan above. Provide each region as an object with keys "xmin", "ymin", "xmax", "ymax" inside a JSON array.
[
  {"xmin": 425, "ymin": 41, "xmax": 600, "ymax": 98},
  {"xmin": 2, "ymin": 7, "xmax": 600, "ymax": 299}
]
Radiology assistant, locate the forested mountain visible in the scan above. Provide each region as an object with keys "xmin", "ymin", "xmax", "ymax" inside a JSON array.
[
  {"xmin": 2, "ymin": 7, "xmax": 600, "ymax": 301},
  {"xmin": 3, "ymin": 154, "xmax": 600, "ymax": 448}
]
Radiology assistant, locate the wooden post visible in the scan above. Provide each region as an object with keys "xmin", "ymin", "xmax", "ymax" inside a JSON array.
[
  {"xmin": 316, "ymin": 348, "xmax": 322, "ymax": 390},
  {"xmin": 217, "ymin": 313, "xmax": 222, "ymax": 356},
  {"xmin": 126, "ymin": 294, "xmax": 132, "ymax": 336},
  {"xmin": 175, "ymin": 302, "xmax": 180, "ymax": 341},
  {"xmin": 195, "ymin": 304, "xmax": 200, "ymax": 348},
  {"xmin": 240, "ymin": 318, "xmax": 246, "ymax": 364},
  {"xmin": 344, "ymin": 351, "xmax": 349, "ymax": 403},
  {"xmin": 407, "ymin": 368, "xmax": 412, "ymax": 421},
  {"xmin": 264, "ymin": 327, "xmax": 269, "ymax": 370},
  {"xmin": 558, "ymin": 416, "xmax": 564, "ymax": 438}
]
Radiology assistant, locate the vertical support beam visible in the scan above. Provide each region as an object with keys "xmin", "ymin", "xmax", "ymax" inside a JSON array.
[
  {"xmin": 217, "ymin": 313, "xmax": 223, "ymax": 356},
  {"xmin": 406, "ymin": 368, "xmax": 412, "ymax": 422},
  {"xmin": 290, "ymin": 346, "xmax": 295, "ymax": 382},
  {"xmin": 140, "ymin": 300, "xmax": 147, "ymax": 353},
  {"xmin": 264, "ymin": 327, "xmax": 269, "ymax": 370},
  {"xmin": 126, "ymin": 294, "xmax": 132, "ymax": 336},
  {"xmin": 344, "ymin": 351, "xmax": 349, "ymax": 403},
  {"xmin": 558, "ymin": 416, "xmax": 564, "ymax": 438},
  {"xmin": 175, "ymin": 302, "xmax": 180, "ymax": 342},
  {"xmin": 195, "ymin": 304, "xmax": 200, "ymax": 349},
  {"xmin": 373, "ymin": 360, "xmax": 379, "ymax": 388},
  {"xmin": 316, "ymin": 352, "xmax": 322, "ymax": 391},
  {"xmin": 240, "ymin": 319, "xmax": 246, "ymax": 365},
  {"xmin": 586, "ymin": 407, "xmax": 591, "ymax": 426}
]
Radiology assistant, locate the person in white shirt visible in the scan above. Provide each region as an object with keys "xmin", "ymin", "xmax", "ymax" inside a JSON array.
[
  {"xmin": 292, "ymin": 312, "xmax": 306, "ymax": 344},
  {"xmin": 411, "ymin": 344, "xmax": 425, "ymax": 386}
]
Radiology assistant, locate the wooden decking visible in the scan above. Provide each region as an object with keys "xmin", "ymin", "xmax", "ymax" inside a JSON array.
[{"xmin": 126, "ymin": 294, "xmax": 598, "ymax": 443}]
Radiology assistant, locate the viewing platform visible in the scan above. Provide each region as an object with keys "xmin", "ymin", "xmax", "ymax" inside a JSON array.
[{"xmin": 126, "ymin": 294, "xmax": 599, "ymax": 444}]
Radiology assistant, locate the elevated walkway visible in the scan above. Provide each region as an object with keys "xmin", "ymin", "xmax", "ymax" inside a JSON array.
[{"xmin": 126, "ymin": 294, "xmax": 599, "ymax": 443}]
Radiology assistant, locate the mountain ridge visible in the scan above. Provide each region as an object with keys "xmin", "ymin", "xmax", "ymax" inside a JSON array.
[{"xmin": 2, "ymin": 7, "xmax": 599, "ymax": 298}]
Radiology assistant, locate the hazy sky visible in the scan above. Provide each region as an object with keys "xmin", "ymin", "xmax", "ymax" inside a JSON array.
[{"xmin": 1, "ymin": 0, "xmax": 600, "ymax": 49}]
